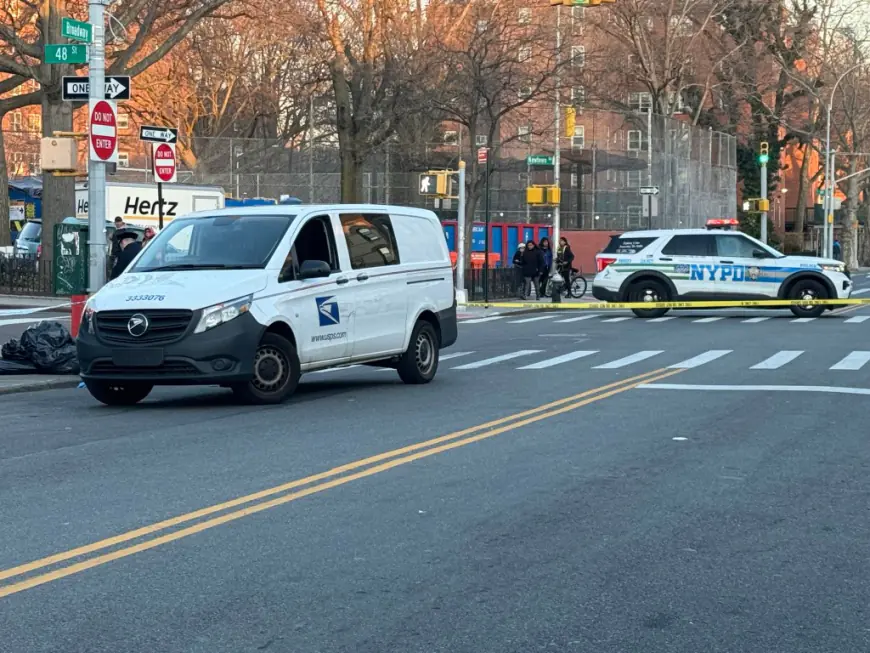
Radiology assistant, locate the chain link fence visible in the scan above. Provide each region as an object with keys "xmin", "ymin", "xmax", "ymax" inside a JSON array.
[{"xmin": 4, "ymin": 108, "xmax": 736, "ymax": 232}]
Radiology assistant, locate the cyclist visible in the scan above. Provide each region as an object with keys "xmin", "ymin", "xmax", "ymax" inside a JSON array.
[{"xmin": 557, "ymin": 236, "xmax": 576, "ymax": 296}]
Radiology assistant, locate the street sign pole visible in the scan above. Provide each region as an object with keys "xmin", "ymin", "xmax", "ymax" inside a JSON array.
[
  {"xmin": 456, "ymin": 160, "xmax": 467, "ymax": 303},
  {"xmin": 760, "ymin": 159, "xmax": 768, "ymax": 244},
  {"xmin": 481, "ymin": 149, "xmax": 491, "ymax": 304},
  {"xmin": 552, "ymin": 4, "xmax": 562, "ymax": 297},
  {"xmin": 88, "ymin": 0, "xmax": 108, "ymax": 292}
]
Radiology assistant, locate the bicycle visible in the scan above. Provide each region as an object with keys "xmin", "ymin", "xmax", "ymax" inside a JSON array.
[{"xmin": 544, "ymin": 268, "xmax": 588, "ymax": 299}]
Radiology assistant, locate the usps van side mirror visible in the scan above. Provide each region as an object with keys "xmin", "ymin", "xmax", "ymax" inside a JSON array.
[{"xmin": 298, "ymin": 260, "xmax": 331, "ymax": 280}]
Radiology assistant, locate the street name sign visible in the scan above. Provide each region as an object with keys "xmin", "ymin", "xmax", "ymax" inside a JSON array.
[
  {"xmin": 61, "ymin": 17, "xmax": 92, "ymax": 43},
  {"xmin": 89, "ymin": 99, "xmax": 118, "ymax": 163},
  {"xmin": 45, "ymin": 44, "xmax": 88, "ymax": 64},
  {"xmin": 139, "ymin": 126, "xmax": 178, "ymax": 144},
  {"xmin": 640, "ymin": 186, "xmax": 660, "ymax": 195},
  {"xmin": 527, "ymin": 155, "xmax": 554, "ymax": 166},
  {"xmin": 153, "ymin": 143, "xmax": 178, "ymax": 184},
  {"xmin": 62, "ymin": 76, "xmax": 130, "ymax": 101}
]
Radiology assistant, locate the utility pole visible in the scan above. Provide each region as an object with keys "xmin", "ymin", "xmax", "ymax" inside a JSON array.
[
  {"xmin": 759, "ymin": 141, "xmax": 769, "ymax": 244},
  {"xmin": 456, "ymin": 160, "xmax": 467, "ymax": 303},
  {"xmin": 88, "ymin": 0, "xmax": 109, "ymax": 292},
  {"xmin": 308, "ymin": 95, "xmax": 315, "ymax": 203},
  {"xmin": 552, "ymin": 3, "xmax": 561, "ymax": 274}
]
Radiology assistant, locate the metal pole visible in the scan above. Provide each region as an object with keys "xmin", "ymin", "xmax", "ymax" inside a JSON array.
[
  {"xmin": 552, "ymin": 4, "xmax": 561, "ymax": 274},
  {"xmin": 760, "ymin": 158, "xmax": 768, "ymax": 244},
  {"xmin": 824, "ymin": 100, "xmax": 833, "ymax": 258},
  {"xmin": 456, "ymin": 160, "xmax": 467, "ymax": 303},
  {"xmin": 157, "ymin": 181, "xmax": 164, "ymax": 230},
  {"xmin": 309, "ymin": 95, "xmax": 315, "ymax": 203},
  {"xmin": 647, "ymin": 106, "xmax": 652, "ymax": 187},
  {"xmin": 385, "ymin": 143, "xmax": 390, "ymax": 204},
  {"xmin": 88, "ymin": 0, "xmax": 108, "ymax": 292},
  {"xmin": 483, "ymin": 153, "xmax": 491, "ymax": 304}
]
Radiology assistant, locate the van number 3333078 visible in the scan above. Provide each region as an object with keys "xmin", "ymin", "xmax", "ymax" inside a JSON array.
[{"xmin": 125, "ymin": 295, "xmax": 165, "ymax": 302}]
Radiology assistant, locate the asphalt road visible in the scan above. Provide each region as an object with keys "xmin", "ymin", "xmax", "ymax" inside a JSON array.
[{"xmin": 3, "ymin": 281, "xmax": 870, "ymax": 651}]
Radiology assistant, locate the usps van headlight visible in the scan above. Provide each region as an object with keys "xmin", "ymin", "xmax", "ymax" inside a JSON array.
[
  {"xmin": 820, "ymin": 263, "xmax": 845, "ymax": 273},
  {"xmin": 195, "ymin": 295, "xmax": 253, "ymax": 334}
]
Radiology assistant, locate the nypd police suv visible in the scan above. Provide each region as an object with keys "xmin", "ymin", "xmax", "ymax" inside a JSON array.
[{"xmin": 592, "ymin": 220, "xmax": 851, "ymax": 318}]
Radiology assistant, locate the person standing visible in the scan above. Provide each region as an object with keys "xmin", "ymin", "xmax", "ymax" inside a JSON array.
[
  {"xmin": 538, "ymin": 237, "xmax": 553, "ymax": 298},
  {"xmin": 512, "ymin": 242, "xmax": 526, "ymax": 298},
  {"xmin": 520, "ymin": 240, "xmax": 544, "ymax": 300},
  {"xmin": 557, "ymin": 236, "xmax": 576, "ymax": 296},
  {"xmin": 110, "ymin": 230, "xmax": 143, "ymax": 280},
  {"xmin": 110, "ymin": 216, "xmax": 126, "ymax": 261}
]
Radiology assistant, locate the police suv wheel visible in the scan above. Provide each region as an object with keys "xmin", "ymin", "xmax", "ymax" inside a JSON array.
[
  {"xmin": 788, "ymin": 279, "xmax": 827, "ymax": 318},
  {"xmin": 232, "ymin": 332, "xmax": 300, "ymax": 405},
  {"xmin": 85, "ymin": 381, "xmax": 153, "ymax": 406},
  {"xmin": 397, "ymin": 320, "xmax": 439, "ymax": 385},
  {"xmin": 628, "ymin": 279, "xmax": 670, "ymax": 318}
]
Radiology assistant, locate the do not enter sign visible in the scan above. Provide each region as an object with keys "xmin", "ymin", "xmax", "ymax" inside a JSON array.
[
  {"xmin": 89, "ymin": 99, "xmax": 118, "ymax": 163},
  {"xmin": 153, "ymin": 143, "xmax": 177, "ymax": 183}
]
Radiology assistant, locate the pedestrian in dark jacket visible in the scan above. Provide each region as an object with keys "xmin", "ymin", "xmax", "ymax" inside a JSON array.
[
  {"xmin": 111, "ymin": 230, "xmax": 143, "ymax": 280},
  {"xmin": 538, "ymin": 237, "xmax": 553, "ymax": 297},
  {"xmin": 557, "ymin": 236, "xmax": 576, "ymax": 296},
  {"xmin": 520, "ymin": 240, "xmax": 545, "ymax": 299},
  {"xmin": 110, "ymin": 216, "xmax": 126, "ymax": 261},
  {"xmin": 512, "ymin": 243, "xmax": 526, "ymax": 297}
]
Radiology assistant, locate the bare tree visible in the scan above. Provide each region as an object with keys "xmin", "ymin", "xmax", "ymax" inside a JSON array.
[
  {"xmin": 426, "ymin": 0, "xmax": 563, "ymax": 253},
  {"xmin": 0, "ymin": 0, "xmax": 237, "ymax": 262}
]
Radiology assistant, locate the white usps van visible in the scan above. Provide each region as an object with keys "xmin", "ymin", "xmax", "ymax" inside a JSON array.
[{"xmin": 77, "ymin": 204, "xmax": 458, "ymax": 405}]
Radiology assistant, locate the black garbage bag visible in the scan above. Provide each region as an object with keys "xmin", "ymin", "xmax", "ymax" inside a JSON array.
[
  {"xmin": 1, "ymin": 320, "xmax": 79, "ymax": 375},
  {"xmin": 1, "ymin": 338, "xmax": 29, "ymax": 362}
]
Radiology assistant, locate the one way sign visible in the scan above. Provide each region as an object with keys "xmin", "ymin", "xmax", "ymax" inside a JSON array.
[
  {"xmin": 62, "ymin": 76, "xmax": 130, "ymax": 101},
  {"xmin": 139, "ymin": 125, "xmax": 178, "ymax": 144}
]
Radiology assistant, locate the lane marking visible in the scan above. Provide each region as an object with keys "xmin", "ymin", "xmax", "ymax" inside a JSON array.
[
  {"xmin": 830, "ymin": 351, "xmax": 870, "ymax": 371},
  {"xmin": 460, "ymin": 316, "xmax": 505, "ymax": 324},
  {"xmin": 593, "ymin": 350, "xmax": 663, "ymax": 369},
  {"xmin": 845, "ymin": 316, "xmax": 870, "ymax": 324},
  {"xmin": 0, "ymin": 317, "xmax": 70, "ymax": 327},
  {"xmin": 790, "ymin": 318, "xmax": 817, "ymax": 323},
  {"xmin": 668, "ymin": 350, "xmax": 732, "ymax": 369},
  {"xmin": 693, "ymin": 317, "xmax": 724, "ymax": 323},
  {"xmin": 452, "ymin": 350, "xmax": 542, "ymax": 370},
  {"xmin": 750, "ymin": 350, "xmax": 804, "ymax": 370},
  {"xmin": 0, "ymin": 368, "xmax": 682, "ymax": 598},
  {"xmin": 600, "ymin": 317, "xmax": 632, "ymax": 323},
  {"xmin": 640, "ymin": 383, "xmax": 870, "ymax": 396},
  {"xmin": 647, "ymin": 316, "xmax": 677, "ymax": 323},
  {"xmin": 851, "ymin": 288, "xmax": 870, "ymax": 295},
  {"xmin": 439, "ymin": 351, "xmax": 475, "ymax": 361},
  {"xmin": 508, "ymin": 315, "xmax": 556, "ymax": 324},
  {"xmin": 554, "ymin": 315, "xmax": 601, "ymax": 323},
  {"xmin": 517, "ymin": 350, "xmax": 598, "ymax": 370},
  {"xmin": 742, "ymin": 317, "xmax": 770, "ymax": 323},
  {"xmin": 309, "ymin": 365, "xmax": 359, "ymax": 375}
]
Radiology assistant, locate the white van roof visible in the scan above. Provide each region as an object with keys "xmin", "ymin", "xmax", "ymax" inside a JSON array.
[{"xmin": 182, "ymin": 204, "xmax": 439, "ymax": 220}]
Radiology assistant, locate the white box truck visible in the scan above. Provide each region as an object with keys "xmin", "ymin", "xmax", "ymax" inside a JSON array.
[{"xmin": 75, "ymin": 181, "xmax": 226, "ymax": 228}]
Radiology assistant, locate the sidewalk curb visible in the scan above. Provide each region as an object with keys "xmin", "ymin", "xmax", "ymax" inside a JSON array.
[{"xmin": 0, "ymin": 378, "xmax": 80, "ymax": 396}]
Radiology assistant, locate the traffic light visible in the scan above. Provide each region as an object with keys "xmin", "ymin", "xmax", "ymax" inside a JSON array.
[
  {"xmin": 418, "ymin": 171, "xmax": 449, "ymax": 196},
  {"xmin": 565, "ymin": 107, "xmax": 576, "ymax": 138},
  {"xmin": 546, "ymin": 186, "xmax": 561, "ymax": 205},
  {"xmin": 758, "ymin": 141, "xmax": 769, "ymax": 165},
  {"xmin": 527, "ymin": 187, "xmax": 545, "ymax": 204},
  {"xmin": 746, "ymin": 198, "xmax": 770, "ymax": 212}
]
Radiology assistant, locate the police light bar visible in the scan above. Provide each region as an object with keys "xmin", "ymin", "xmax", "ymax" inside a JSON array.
[{"xmin": 706, "ymin": 218, "xmax": 740, "ymax": 230}]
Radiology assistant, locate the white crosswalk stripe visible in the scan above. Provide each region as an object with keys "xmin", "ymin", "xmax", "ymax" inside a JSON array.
[
  {"xmin": 845, "ymin": 315, "xmax": 870, "ymax": 323},
  {"xmin": 830, "ymin": 351, "xmax": 870, "ymax": 371},
  {"xmin": 742, "ymin": 317, "xmax": 771, "ymax": 323},
  {"xmin": 440, "ymin": 351, "xmax": 475, "ymax": 361},
  {"xmin": 554, "ymin": 314, "xmax": 601, "ymax": 323},
  {"xmin": 601, "ymin": 317, "xmax": 632, "ymax": 323},
  {"xmin": 668, "ymin": 350, "xmax": 732, "ymax": 368},
  {"xmin": 790, "ymin": 318, "xmax": 817, "ymax": 323},
  {"xmin": 517, "ymin": 350, "xmax": 598, "ymax": 370},
  {"xmin": 750, "ymin": 350, "xmax": 804, "ymax": 370},
  {"xmin": 452, "ymin": 350, "xmax": 542, "ymax": 370},
  {"xmin": 461, "ymin": 316, "xmax": 505, "ymax": 324},
  {"xmin": 593, "ymin": 350, "xmax": 663, "ymax": 369},
  {"xmin": 508, "ymin": 315, "xmax": 557, "ymax": 324},
  {"xmin": 851, "ymin": 288, "xmax": 870, "ymax": 295},
  {"xmin": 693, "ymin": 317, "xmax": 724, "ymax": 323},
  {"xmin": 647, "ymin": 316, "xmax": 678, "ymax": 323}
]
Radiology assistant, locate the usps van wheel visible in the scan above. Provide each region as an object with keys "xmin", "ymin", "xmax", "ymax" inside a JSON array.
[
  {"xmin": 628, "ymin": 279, "xmax": 670, "ymax": 318},
  {"xmin": 85, "ymin": 380, "xmax": 153, "ymax": 406},
  {"xmin": 397, "ymin": 320, "xmax": 439, "ymax": 384},
  {"xmin": 232, "ymin": 332, "xmax": 300, "ymax": 405},
  {"xmin": 788, "ymin": 279, "xmax": 826, "ymax": 318}
]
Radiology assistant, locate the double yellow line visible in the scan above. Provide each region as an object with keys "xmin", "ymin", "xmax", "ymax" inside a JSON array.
[{"xmin": 0, "ymin": 366, "xmax": 682, "ymax": 599}]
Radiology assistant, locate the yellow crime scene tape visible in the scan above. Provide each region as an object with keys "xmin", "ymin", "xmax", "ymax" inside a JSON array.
[{"xmin": 463, "ymin": 298, "xmax": 870, "ymax": 310}]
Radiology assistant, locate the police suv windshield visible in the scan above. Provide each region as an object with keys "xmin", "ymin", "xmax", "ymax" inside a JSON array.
[{"xmin": 131, "ymin": 214, "xmax": 295, "ymax": 272}]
